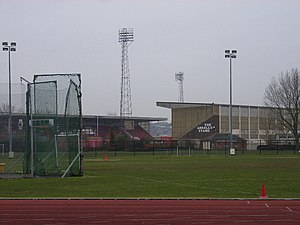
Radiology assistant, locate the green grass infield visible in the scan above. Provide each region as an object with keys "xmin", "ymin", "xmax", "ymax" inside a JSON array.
[{"xmin": 0, "ymin": 153, "xmax": 300, "ymax": 199}]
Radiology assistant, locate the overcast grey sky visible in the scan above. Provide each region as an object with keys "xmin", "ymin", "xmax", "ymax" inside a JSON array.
[{"xmin": 0, "ymin": 0, "xmax": 300, "ymax": 120}]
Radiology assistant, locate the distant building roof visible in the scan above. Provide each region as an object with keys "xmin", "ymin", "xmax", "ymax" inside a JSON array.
[
  {"xmin": 5, "ymin": 114, "xmax": 167, "ymax": 123},
  {"xmin": 157, "ymin": 101, "xmax": 267, "ymax": 109},
  {"xmin": 205, "ymin": 133, "xmax": 246, "ymax": 142},
  {"xmin": 157, "ymin": 102, "xmax": 212, "ymax": 109},
  {"xmin": 82, "ymin": 115, "xmax": 167, "ymax": 122}
]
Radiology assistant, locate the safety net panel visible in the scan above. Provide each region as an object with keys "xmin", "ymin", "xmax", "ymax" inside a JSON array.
[{"xmin": 25, "ymin": 74, "xmax": 82, "ymax": 177}]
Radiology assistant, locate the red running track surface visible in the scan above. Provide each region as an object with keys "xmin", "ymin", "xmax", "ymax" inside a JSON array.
[{"xmin": 0, "ymin": 199, "xmax": 300, "ymax": 225}]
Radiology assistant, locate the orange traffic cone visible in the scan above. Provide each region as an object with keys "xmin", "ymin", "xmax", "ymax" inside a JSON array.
[
  {"xmin": 260, "ymin": 183, "xmax": 268, "ymax": 199},
  {"xmin": 104, "ymin": 153, "xmax": 108, "ymax": 161}
]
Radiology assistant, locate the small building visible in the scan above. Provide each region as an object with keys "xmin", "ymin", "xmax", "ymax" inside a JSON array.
[{"xmin": 203, "ymin": 133, "xmax": 247, "ymax": 151}]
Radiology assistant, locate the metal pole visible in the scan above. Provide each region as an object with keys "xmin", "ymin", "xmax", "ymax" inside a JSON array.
[
  {"xmin": 30, "ymin": 85, "xmax": 34, "ymax": 177},
  {"xmin": 230, "ymin": 56, "xmax": 233, "ymax": 151},
  {"xmin": 96, "ymin": 116, "xmax": 99, "ymax": 137},
  {"xmin": 8, "ymin": 47, "xmax": 13, "ymax": 158},
  {"xmin": 153, "ymin": 142, "xmax": 155, "ymax": 155}
]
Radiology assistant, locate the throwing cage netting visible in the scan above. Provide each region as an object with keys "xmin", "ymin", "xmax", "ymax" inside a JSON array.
[
  {"xmin": 25, "ymin": 74, "xmax": 82, "ymax": 177},
  {"xmin": 0, "ymin": 83, "xmax": 26, "ymax": 114}
]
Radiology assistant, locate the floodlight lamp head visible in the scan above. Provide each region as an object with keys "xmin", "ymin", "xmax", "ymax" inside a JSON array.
[
  {"xmin": 225, "ymin": 55, "xmax": 230, "ymax": 58},
  {"xmin": 3, "ymin": 47, "xmax": 8, "ymax": 51},
  {"xmin": 225, "ymin": 50, "xmax": 230, "ymax": 54},
  {"xmin": 119, "ymin": 28, "xmax": 134, "ymax": 42},
  {"xmin": 232, "ymin": 50, "xmax": 237, "ymax": 54},
  {"xmin": 175, "ymin": 72, "xmax": 184, "ymax": 81},
  {"xmin": 2, "ymin": 42, "xmax": 8, "ymax": 46}
]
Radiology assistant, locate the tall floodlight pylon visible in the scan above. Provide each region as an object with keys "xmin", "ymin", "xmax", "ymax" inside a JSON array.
[
  {"xmin": 119, "ymin": 28, "xmax": 134, "ymax": 117},
  {"xmin": 175, "ymin": 72, "xmax": 184, "ymax": 102}
]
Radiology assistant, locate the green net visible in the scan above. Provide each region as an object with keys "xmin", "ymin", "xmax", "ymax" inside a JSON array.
[
  {"xmin": 0, "ymin": 83, "xmax": 26, "ymax": 175},
  {"xmin": 25, "ymin": 74, "xmax": 82, "ymax": 177}
]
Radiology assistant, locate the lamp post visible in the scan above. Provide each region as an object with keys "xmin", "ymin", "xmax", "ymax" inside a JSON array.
[
  {"xmin": 225, "ymin": 49, "xmax": 237, "ymax": 153},
  {"xmin": 2, "ymin": 41, "xmax": 16, "ymax": 159}
]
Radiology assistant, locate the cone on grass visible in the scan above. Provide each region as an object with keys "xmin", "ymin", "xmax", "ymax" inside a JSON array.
[
  {"xmin": 260, "ymin": 183, "xmax": 268, "ymax": 199},
  {"xmin": 104, "ymin": 153, "xmax": 108, "ymax": 161}
]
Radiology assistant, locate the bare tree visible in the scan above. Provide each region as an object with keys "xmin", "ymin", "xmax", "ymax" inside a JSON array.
[
  {"xmin": 260, "ymin": 108, "xmax": 279, "ymax": 142},
  {"xmin": 107, "ymin": 112, "xmax": 117, "ymax": 116},
  {"xmin": 0, "ymin": 103, "xmax": 15, "ymax": 114},
  {"xmin": 264, "ymin": 68, "xmax": 300, "ymax": 150},
  {"xmin": 0, "ymin": 103, "xmax": 24, "ymax": 114}
]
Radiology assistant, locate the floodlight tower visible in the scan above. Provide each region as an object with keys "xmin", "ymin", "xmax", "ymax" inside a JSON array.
[
  {"xmin": 175, "ymin": 72, "xmax": 184, "ymax": 102},
  {"xmin": 119, "ymin": 28, "xmax": 134, "ymax": 117},
  {"xmin": 2, "ymin": 41, "xmax": 16, "ymax": 159},
  {"xmin": 225, "ymin": 49, "xmax": 237, "ymax": 152}
]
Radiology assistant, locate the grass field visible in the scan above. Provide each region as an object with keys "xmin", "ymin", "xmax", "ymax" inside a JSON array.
[{"xmin": 0, "ymin": 153, "xmax": 300, "ymax": 199}]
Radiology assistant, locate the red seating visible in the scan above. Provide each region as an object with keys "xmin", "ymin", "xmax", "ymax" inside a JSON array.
[{"xmin": 126, "ymin": 125, "xmax": 153, "ymax": 140}]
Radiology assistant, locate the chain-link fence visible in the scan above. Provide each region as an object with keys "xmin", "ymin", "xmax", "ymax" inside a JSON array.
[{"xmin": 83, "ymin": 139, "xmax": 300, "ymax": 158}]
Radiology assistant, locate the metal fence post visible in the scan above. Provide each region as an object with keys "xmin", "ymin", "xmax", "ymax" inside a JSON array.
[
  {"xmin": 134, "ymin": 141, "xmax": 136, "ymax": 156},
  {"xmin": 242, "ymin": 141, "xmax": 244, "ymax": 155},
  {"xmin": 259, "ymin": 139, "xmax": 262, "ymax": 155},
  {"xmin": 152, "ymin": 142, "xmax": 155, "ymax": 156}
]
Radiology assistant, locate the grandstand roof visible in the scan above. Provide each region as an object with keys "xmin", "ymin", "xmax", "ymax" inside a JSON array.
[
  {"xmin": 157, "ymin": 102, "xmax": 212, "ymax": 109},
  {"xmin": 4, "ymin": 114, "xmax": 167, "ymax": 122},
  {"xmin": 83, "ymin": 115, "xmax": 167, "ymax": 122},
  {"xmin": 157, "ymin": 101, "xmax": 267, "ymax": 109}
]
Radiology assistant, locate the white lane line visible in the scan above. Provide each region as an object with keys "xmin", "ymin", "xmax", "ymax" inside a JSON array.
[
  {"xmin": 286, "ymin": 207, "xmax": 293, "ymax": 212},
  {"xmin": 265, "ymin": 203, "xmax": 270, "ymax": 208}
]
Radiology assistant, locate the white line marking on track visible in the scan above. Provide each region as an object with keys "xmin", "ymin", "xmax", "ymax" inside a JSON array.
[
  {"xmin": 286, "ymin": 207, "xmax": 293, "ymax": 212},
  {"xmin": 265, "ymin": 203, "xmax": 270, "ymax": 208}
]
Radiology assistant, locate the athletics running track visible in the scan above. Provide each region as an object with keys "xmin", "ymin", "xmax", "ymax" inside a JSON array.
[{"xmin": 0, "ymin": 199, "xmax": 300, "ymax": 224}]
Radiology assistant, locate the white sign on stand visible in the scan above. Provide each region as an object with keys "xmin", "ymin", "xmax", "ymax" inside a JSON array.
[{"xmin": 230, "ymin": 148, "xmax": 235, "ymax": 155}]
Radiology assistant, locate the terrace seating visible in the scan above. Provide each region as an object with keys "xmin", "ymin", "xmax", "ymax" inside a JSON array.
[
  {"xmin": 126, "ymin": 125, "xmax": 153, "ymax": 141},
  {"xmin": 97, "ymin": 126, "xmax": 127, "ymax": 141}
]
